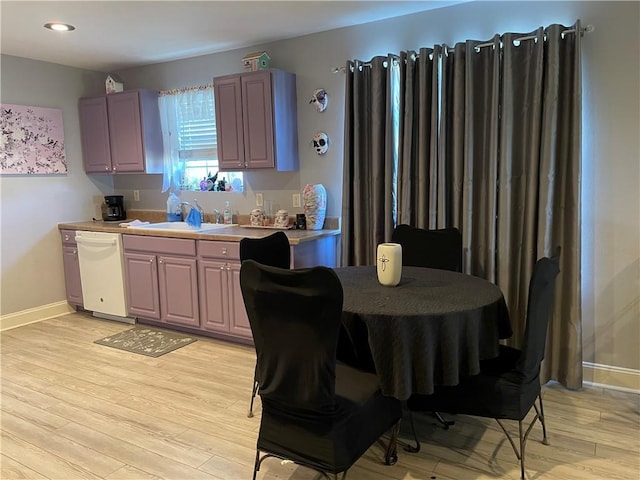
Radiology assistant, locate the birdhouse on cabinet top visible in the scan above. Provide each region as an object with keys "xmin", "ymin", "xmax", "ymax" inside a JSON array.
[
  {"xmin": 242, "ymin": 51, "xmax": 271, "ymax": 71},
  {"xmin": 105, "ymin": 75, "xmax": 124, "ymax": 94}
]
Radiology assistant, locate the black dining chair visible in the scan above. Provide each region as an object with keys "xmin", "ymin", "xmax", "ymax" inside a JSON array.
[
  {"xmin": 406, "ymin": 251, "xmax": 561, "ymax": 479},
  {"xmin": 391, "ymin": 223, "xmax": 463, "ymax": 430},
  {"xmin": 391, "ymin": 224, "xmax": 463, "ymax": 272},
  {"xmin": 240, "ymin": 260, "xmax": 402, "ymax": 480},
  {"xmin": 239, "ymin": 231, "xmax": 291, "ymax": 418}
]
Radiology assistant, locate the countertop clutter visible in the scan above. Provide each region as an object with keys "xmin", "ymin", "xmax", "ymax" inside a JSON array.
[{"xmin": 58, "ymin": 210, "xmax": 340, "ymax": 245}]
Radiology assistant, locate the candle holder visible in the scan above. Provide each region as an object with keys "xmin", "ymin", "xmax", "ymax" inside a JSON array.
[{"xmin": 377, "ymin": 243, "xmax": 402, "ymax": 287}]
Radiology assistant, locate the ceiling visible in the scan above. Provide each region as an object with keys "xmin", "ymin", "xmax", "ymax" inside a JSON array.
[{"xmin": 1, "ymin": 1, "xmax": 467, "ymax": 72}]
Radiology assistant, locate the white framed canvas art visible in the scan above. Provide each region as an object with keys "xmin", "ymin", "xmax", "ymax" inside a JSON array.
[{"xmin": 1, "ymin": 104, "xmax": 67, "ymax": 174}]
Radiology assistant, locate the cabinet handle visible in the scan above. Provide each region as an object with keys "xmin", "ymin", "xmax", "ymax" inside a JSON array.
[
  {"xmin": 64, "ymin": 234, "xmax": 70, "ymax": 241},
  {"xmin": 222, "ymin": 248, "xmax": 227, "ymax": 255},
  {"xmin": 72, "ymin": 249, "xmax": 77, "ymax": 255},
  {"xmin": 150, "ymin": 258, "xmax": 154, "ymax": 263}
]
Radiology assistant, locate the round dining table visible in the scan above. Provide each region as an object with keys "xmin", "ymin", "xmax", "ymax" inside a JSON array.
[{"xmin": 333, "ymin": 265, "xmax": 512, "ymax": 401}]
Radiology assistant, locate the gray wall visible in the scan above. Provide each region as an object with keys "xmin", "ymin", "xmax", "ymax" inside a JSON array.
[{"xmin": 1, "ymin": 2, "xmax": 638, "ymax": 377}]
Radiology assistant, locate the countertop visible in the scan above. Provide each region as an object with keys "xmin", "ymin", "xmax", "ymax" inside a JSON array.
[{"xmin": 58, "ymin": 218, "xmax": 340, "ymax": 246}]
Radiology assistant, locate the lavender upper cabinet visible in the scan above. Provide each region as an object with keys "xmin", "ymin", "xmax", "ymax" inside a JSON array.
[
  {"xmin": 78, "ymin": 89, "xmax": 163, "ymax": 174},
  {"xmin": 60, "ymin": 230, "xmax": 83, "ymax": 307},
  {"xmin": 214, "ymin": 69, "xmax": 298, "ymax": 171}
]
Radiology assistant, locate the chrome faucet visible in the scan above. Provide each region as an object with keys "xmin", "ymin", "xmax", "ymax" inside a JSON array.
[
  {"xmin": 180, "ymin": 200, "xmax": 205, "ymax": 222},
  {"xmin": 213, "ymin": 209, "xmax": 221, "ymax": 224}
]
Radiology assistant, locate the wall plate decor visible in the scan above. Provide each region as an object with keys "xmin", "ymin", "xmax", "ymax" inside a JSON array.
[
  {"xmin": 1, "ymin": 104, "xmax": 67, "ymax": 174},
  {"xmin": 309, "ymin": 88, "xmax": 328, "ymax": 112},
  {"xmin": 312, "ymin": 132, "xmax": 329, "ymax": 155}
]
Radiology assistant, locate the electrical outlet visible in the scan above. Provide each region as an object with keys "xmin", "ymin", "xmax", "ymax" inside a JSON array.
[
  {"xmin": 133, "ymin": 190, "xmax": 140, "ymax": 201},
  {"xmin": 256, "ymin": 193, "xmax": 264, "ymax": 206},
  {"xmin": 292, "ymin": 193, "xmax": 301, "ymax": 208}
]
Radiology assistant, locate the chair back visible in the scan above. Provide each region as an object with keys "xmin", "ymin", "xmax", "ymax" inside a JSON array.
[
  {"xmin": 391, "ymin": 224, "xmax": 462, "ymax": 272},
  {"xmin": 240, "ymin": 260, "xmax": 344, "ymax": 413},
  {"xmin": 516, "ymin": 250, "xmax": 561, "ymax": 381},
  {"xmin": 239, "ymin": 231, "xmax": 290, "ymax": 269}
]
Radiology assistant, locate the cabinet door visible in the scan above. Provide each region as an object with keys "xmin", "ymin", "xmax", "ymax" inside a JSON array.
[
  {"xmin": 62, "ymin": 245, "xmax": 83, "ymax": 306},
  {"xmin": 214, "ymin": 76, "xmax": 245, "ymax": 170},
  {"xmin": 107, "ymin": 91, "xmax": 145, "ymax": 172},
  {"xmin": 124, "ymin": 252, "xmax": 160, "ymax": 320},
  {"xmin": 198, "ymin": 259, "xmax": 230, "ymax": 333},
  {"xmin": 78, "ymin": 96, "xmax": 112, "ymax": 173},
  {"xmin": 242, "ymin": 71, "xmax": 275, "ymax": 169},
  {"xmin": 158, "ymin": 255, "xmax": 200, "ymax": 327},
  {"xmin": 227, "ymin": 261, "xmax": 252, "ymax": 339}
]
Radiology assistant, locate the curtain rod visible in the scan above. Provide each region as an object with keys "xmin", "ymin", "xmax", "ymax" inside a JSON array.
[
  {"xmin": 332, "ymin": 24, "xmax": 594, "ymax": 73},
  {"xmin": 160, "ymin": 82, "xmax": 214, "ymax": 96}
]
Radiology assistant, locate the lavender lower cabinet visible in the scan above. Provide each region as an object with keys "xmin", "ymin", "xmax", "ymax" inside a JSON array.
[
  {"xmin": 124, "ymin": 252, "xmax": 161, "ymax": 320},
  {"xmin": 61, "ymin": 230, "xmax": 82, "ymax": 307},
  {"xmin": 123, "ymin": 235, "xmax": 199, "ymax": 327},
  {"xmin": 227, "ymin": 261, "xmax": 252, "ymax": 337},
  {"xmin": 198, "ymin": 259, "xmax": 228, "ymax": 332},
  {"xmin": 157, "ymin": 255, "xmax": 199, "ymax": 327},
  {"xmin": 198, "ymin": 240, "xmax": 252, "ymax": 340}
]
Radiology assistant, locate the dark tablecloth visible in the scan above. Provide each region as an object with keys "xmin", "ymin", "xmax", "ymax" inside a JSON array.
[{"xmin": 334, "ymin": 266, "xmax": 512, "ymax": 400}]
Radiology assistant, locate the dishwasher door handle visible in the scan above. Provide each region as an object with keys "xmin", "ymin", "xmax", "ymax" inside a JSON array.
[{"xmin": 76, "ymin": 237, "xmax": 117, "ymax": 247}]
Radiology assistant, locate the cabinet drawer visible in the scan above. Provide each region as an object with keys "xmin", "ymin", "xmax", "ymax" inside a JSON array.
[
  {"xmin": 123, "ymin": 235, "xmax": 196, "ymax": 256},
  {"xmin": 61, "ymin": 230, "xmax": 77, "ymax": 245},
  {"xmin": 198, "ymin": 240, "xmax": 240, "ymax": 260}
]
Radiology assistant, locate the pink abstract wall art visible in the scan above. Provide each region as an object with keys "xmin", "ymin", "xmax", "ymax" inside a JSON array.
[{"xmin": 1, "ymin": 104, "xmax": 67, "ymax": 174}]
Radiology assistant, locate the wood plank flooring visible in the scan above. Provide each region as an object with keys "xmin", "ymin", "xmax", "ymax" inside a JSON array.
[{"xmin": 1, "ymin": 312, "xmax": 638, "ymax": 479}]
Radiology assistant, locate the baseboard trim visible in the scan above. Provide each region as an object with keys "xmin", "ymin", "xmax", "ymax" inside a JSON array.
[
  {"xmin": 0, "ymin": 302, "xmax": 75, "ymax": 331},
  {"xmin": 583, "ymin": 361, "xmax": 640, "ymax": 394}
]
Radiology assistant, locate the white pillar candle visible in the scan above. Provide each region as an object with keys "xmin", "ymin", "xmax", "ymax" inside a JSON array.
[{"xmin": 377, "ymin": 243, "xmax": 402, "ymax": 287}]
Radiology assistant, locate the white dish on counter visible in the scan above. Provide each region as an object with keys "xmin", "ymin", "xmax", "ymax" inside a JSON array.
[{"xmin": 127, "ymin": 222, "xmax": 237, "ymax": 233}]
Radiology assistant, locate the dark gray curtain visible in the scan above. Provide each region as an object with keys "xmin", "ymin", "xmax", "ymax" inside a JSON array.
[
  {"xmin": 341, "ymin": 56, "xmax": 397, "ymax": 266},
  {"xmin": 396, "ymin": 47, "xmax": 440, "ymax": 228},
  {"xmin": 342, "ymin": 21, "xmax": 583, "ymax": 389}
]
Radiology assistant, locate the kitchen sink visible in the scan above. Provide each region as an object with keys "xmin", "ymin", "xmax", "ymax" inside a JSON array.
[{"xmin": 127, "ymin": 222, "xmax": 237, "ymax": 233}]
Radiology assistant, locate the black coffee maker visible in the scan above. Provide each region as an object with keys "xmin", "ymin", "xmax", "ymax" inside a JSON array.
[{"xmin": 103, "ymin": 195, "xmax": 126, "ymax": 221}]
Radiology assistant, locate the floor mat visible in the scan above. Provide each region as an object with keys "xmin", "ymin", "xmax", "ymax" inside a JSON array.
[{"xmin": 94, "ymin": 326, "xmax": 197, "ymax": 357}]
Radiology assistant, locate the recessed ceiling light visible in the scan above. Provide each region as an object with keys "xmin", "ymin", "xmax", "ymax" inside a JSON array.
[{"xmin": 44, "ymin": 22, "xmax": 75, "ymax": 32}]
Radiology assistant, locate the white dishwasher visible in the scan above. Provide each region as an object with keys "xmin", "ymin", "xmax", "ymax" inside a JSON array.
[{"xmin": 75, "ymin": 231, "xmax": 134, "ymax": 323}]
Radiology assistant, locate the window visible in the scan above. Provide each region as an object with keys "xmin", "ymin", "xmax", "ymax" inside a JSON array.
[{"xmin": 159, "ymin": 84, "xmax": 242, "ymax": 192}]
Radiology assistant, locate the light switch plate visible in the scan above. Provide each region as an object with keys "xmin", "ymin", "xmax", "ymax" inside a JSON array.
[
  {"xmin": 292, "ymin": 193, "xmax": 301, "ymax": 208},
  {"xmin": 256, "ymin": 193, "xmax": 264, "ymax": 206},
  {"xmin": 133, "ymin": 190, "xmax": 140, "ymax": 201}
]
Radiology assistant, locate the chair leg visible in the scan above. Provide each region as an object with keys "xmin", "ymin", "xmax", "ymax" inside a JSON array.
[
  {"xmin": 432, "ymin": 411, "xmax": 455, "ymax": 429},
  {"xmin": 534, "ymin": 393, "xmax": 549, "ymax": 445},
  {"xmin": 248, "ymin": 378, "xmax": 259, "ymax": 418},
  {"xmin": 384, "ymin": 420, "xmax": 401, "ymax": 465},
  {"xmin": 252, "ymin": 449, "xmax": 260, "ymax": 480},
  {"xmin": 518, "ymin": 420, "xmax": 526, "ymax": 479},
  {"xmin": 404, "ymin": 410, "xmax": 421, "ymax": 453}
]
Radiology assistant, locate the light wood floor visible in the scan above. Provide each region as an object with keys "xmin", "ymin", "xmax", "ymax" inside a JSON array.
[{"xmin": 1, "ymin": 312, "xmax": 638, "ymax": 479}]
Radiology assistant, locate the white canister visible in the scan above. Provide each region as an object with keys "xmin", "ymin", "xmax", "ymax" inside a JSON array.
[{"xmin": 377, "ymin": 243, "xmax": 402, "ymax": 287}]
